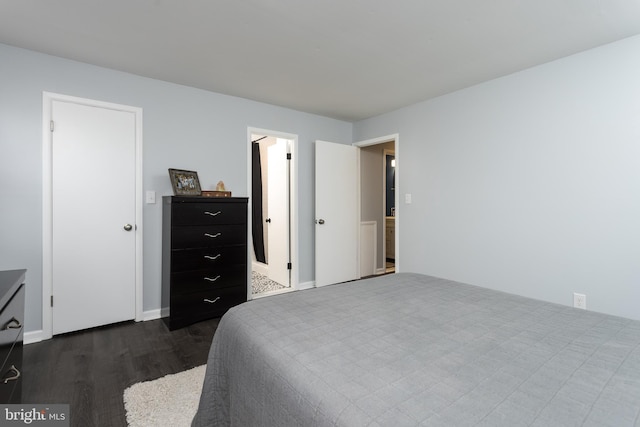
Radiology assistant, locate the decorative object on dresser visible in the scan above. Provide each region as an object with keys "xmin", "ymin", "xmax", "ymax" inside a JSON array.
[
  {"xmin": 201, "ymin": 191, "xmax": 231, "ymax": 198},
  {"xmin": 0, "ymin": 269, "xmax": 25, "ymax": 403},
  {"xmin": 162, "ymin": 196, "xmax": 248, "ymax": 330},
  {"xmin": 168, "ymin": 168, "xmax": 202, "ymax": 196},
  {"xmin": 201, "ymin": 180, "xmax": 232, "ymax": 198}
]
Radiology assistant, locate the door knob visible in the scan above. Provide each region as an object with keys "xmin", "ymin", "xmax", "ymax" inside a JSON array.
[
  {"xmin": 316, "ymin": 219, "xmax": 325, "ymax": 225},
  {"xmin": 265, "ymin": 218, "xmax": 271, "ymax": 223},
  {"xmin": 123, "ymin": 224, "xmax": 133, "ymax": 231}
]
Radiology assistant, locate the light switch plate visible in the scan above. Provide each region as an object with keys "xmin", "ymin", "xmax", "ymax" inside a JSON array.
[{"xmin": 146, "ymin": 191, "xmax": 156, "ymax": 204}]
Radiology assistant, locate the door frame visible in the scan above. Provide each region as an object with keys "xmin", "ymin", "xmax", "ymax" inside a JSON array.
[
  {"xmin": 41, "ymin": 92, "xmax": 144, "ymax": 341},
  {"xmin": 354, "ymin": 134, "xmax": 400, "ymax": 272},
  {"xmin": 247, "ymin": 127, "xmax": 299, "ymax": 298}
]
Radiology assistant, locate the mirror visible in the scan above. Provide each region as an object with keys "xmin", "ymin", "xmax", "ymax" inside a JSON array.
[{"xmin": 386, "ymin": 154, "xmax": 395, "ymax": 216}]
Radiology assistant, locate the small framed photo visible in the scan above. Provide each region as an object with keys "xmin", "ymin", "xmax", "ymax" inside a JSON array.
[{"xmin": 168, "ymin": 168, "xmax": 202, "ymax": 196}]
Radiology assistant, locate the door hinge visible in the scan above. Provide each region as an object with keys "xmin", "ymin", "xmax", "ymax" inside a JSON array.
[
  {"xmin": 50, "ymin": 295, "xmax": 54, "ymax": 307},
  {"xmin": 50, "ymin": 120, "xmax": 54, "ymax": 132},
  {"xmin": 286, "ymin": 153, "xmax": 291, "ymax": 160},
  {"xmin": 287, "ymin": 262, "xmax": 292, "ymax": 270}
]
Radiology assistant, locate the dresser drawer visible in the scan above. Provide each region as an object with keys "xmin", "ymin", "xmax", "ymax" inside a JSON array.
[
  {"xmin": 0, "ymin": 285, "xmax": 24, "ymax": 373},
  {"xmin": 170, "ymin": 287, "xmax": 246, "ymax": 327},
  {"xmin": 171, "ymin": 245, "xmax": 246, "ymax": 272},
  {"xmin": 172, "ymin": 225, "xmax": 246, "ymax": 249},
  {"xmin": 171, "ymin": 265, "xmax": 246, "ymax": 294},
  {"xmin": 172, "ymin": 202, "xmax": 247, "ymax": 226},
  {"xmin": 0, "ymin": 344, "xmax": 21, "ymax": 404}
]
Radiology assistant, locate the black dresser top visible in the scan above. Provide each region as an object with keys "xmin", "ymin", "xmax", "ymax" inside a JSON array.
[
  {"xmin": 0, "ymin": 269, "xmax": 26, "ymax": 308},
  {"xmin": 163, "ymin": 196, "xmax": 248, "ymax": 203}
]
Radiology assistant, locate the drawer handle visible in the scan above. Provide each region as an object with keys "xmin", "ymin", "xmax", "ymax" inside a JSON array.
[
  {"xmin": 4, "ymin": 317, "xmax": 22, "ymax": 330},
  {"xmin": 204, "ymin": 275, "xmax": 221, "ymax": 282},
  {"xmin": 204, "ymin": 254, "xmax": 221, "ymax": 260},
  {"xmin": 204, "ymin": 297, "xmax": 221, "ymax": 304},
  {"xmin": 3, "ymin": 365, "xmax": 20, "ymax": 384},
  {"xmin": 204, "ymin": 211, "xmax": 222, "ymax": 217},
  {"xmin": 204, "ymin": 233, "xmax": 222, "ymax": 238}
]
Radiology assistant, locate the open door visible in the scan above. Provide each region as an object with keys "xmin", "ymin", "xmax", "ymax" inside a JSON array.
[
  {"xmin": 315, "ymin": 140, "xmax": 359, "ymax": 287},
  {"xmin": 266, "ymin": 138, "xmax": 290, "ymax": 287}
]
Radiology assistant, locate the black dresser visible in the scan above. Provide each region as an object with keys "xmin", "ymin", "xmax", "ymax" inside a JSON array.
[
  {"xmin": 162, "ymin": 196, "xmax": 248, "ymax": 330},
  {"xmin": 0, "ymin": 269, "xmax": 25, "ymax": 403}
]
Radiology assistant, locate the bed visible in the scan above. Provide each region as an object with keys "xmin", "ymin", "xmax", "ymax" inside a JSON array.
[{"xmin": 192, "ymin": 273, "xmax": 640, "ymax": 426}]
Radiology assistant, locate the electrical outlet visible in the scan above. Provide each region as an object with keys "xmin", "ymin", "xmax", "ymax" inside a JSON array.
[{"xmin": 573, "ymin": 293, "xmax": 586, "ymax": 310}]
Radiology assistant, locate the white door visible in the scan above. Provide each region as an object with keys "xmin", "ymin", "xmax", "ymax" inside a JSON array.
[
  {"xmin": 52, "ymin": 100, "xmax": 136, "ymax": 335},
  {"xmin": 266, "ymin": 138, "xmax": 290, "ymax": 286},
  {"xmin": 315, "ymin": 140, "xmax": 359, "ymax": 287}
]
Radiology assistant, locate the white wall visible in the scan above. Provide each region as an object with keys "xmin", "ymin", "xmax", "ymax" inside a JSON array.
[
  {"xmin": 4, "ymin": 32, "xmax": 640, "ymax": 333},
  {"xmin": 354, "ymin": 35, "xmax": 640, "ymax": 321},
  {"xmin": 0, "ymin": 43, "xmax": 352, "ymax": 334}
]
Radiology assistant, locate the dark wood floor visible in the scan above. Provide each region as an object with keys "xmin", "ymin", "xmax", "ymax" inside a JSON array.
[{"xmin": 22, "ymin": 317, "xmax": 220, "ymax": 427}]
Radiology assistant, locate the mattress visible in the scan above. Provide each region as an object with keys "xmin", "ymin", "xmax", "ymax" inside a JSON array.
[{"xmin": 192, "ymin": 273, "xmax": 640, "ymax": 426}]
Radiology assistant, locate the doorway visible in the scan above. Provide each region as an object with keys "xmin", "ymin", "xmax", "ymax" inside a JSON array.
[
  {"xmin": 42, "ymin": 92, "xmax": 143, "ymax": 339},
  {"xmin": 248, "ymin": 128, "xmax": 298, "ymax": 298},
  {"xmin": 313, "ymin": 135, "xmax": 398, "ymax": 286},
  {"xmin": 356, "ymin": 135, "xmax": 399, "ymax": 276},
  {"xmin": 383, "ymin": 149, "xmax": 396, "ymax": 273}
]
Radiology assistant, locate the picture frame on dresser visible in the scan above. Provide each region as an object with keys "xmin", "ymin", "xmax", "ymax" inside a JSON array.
[{"xmin": 168, "ymin": 168, "xmax": 202, "ymax": 196}]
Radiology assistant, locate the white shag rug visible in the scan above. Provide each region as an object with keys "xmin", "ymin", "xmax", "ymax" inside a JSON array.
[{"xmin": 123, "ymin": 365, "xmax": 206, "ymax": 427}]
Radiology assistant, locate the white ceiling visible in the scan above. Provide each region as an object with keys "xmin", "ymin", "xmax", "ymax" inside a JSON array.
[{"xmin": 2, "ymin": 1, "xmax": 640, "ymax": 122}]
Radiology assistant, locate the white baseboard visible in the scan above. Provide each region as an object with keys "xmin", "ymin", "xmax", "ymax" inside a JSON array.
[
  {"xmin": 143, "ymin": 308, "xmax": 162, "ymax": 321},
  {"xmin": 297, "ymin": 280, "xmax": 315, "ymax": 291},
  {"xmin": 24, "ymin": 330, "xmax": 45, "ymax": 345}
]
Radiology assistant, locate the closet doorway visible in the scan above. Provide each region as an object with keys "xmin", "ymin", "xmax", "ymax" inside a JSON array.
[
  {"xmin": 248, "ymin": 128, "xmax": 298, "ymax": 298},
  {"xmin": 42, "ymin": 92, "xmax": 143, "ymax": 338}
]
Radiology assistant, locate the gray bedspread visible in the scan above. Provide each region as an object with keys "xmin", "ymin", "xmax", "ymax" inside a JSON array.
[{"xmin": 192, "ymin": 273, "xmax": 640, "ymax": 426}]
